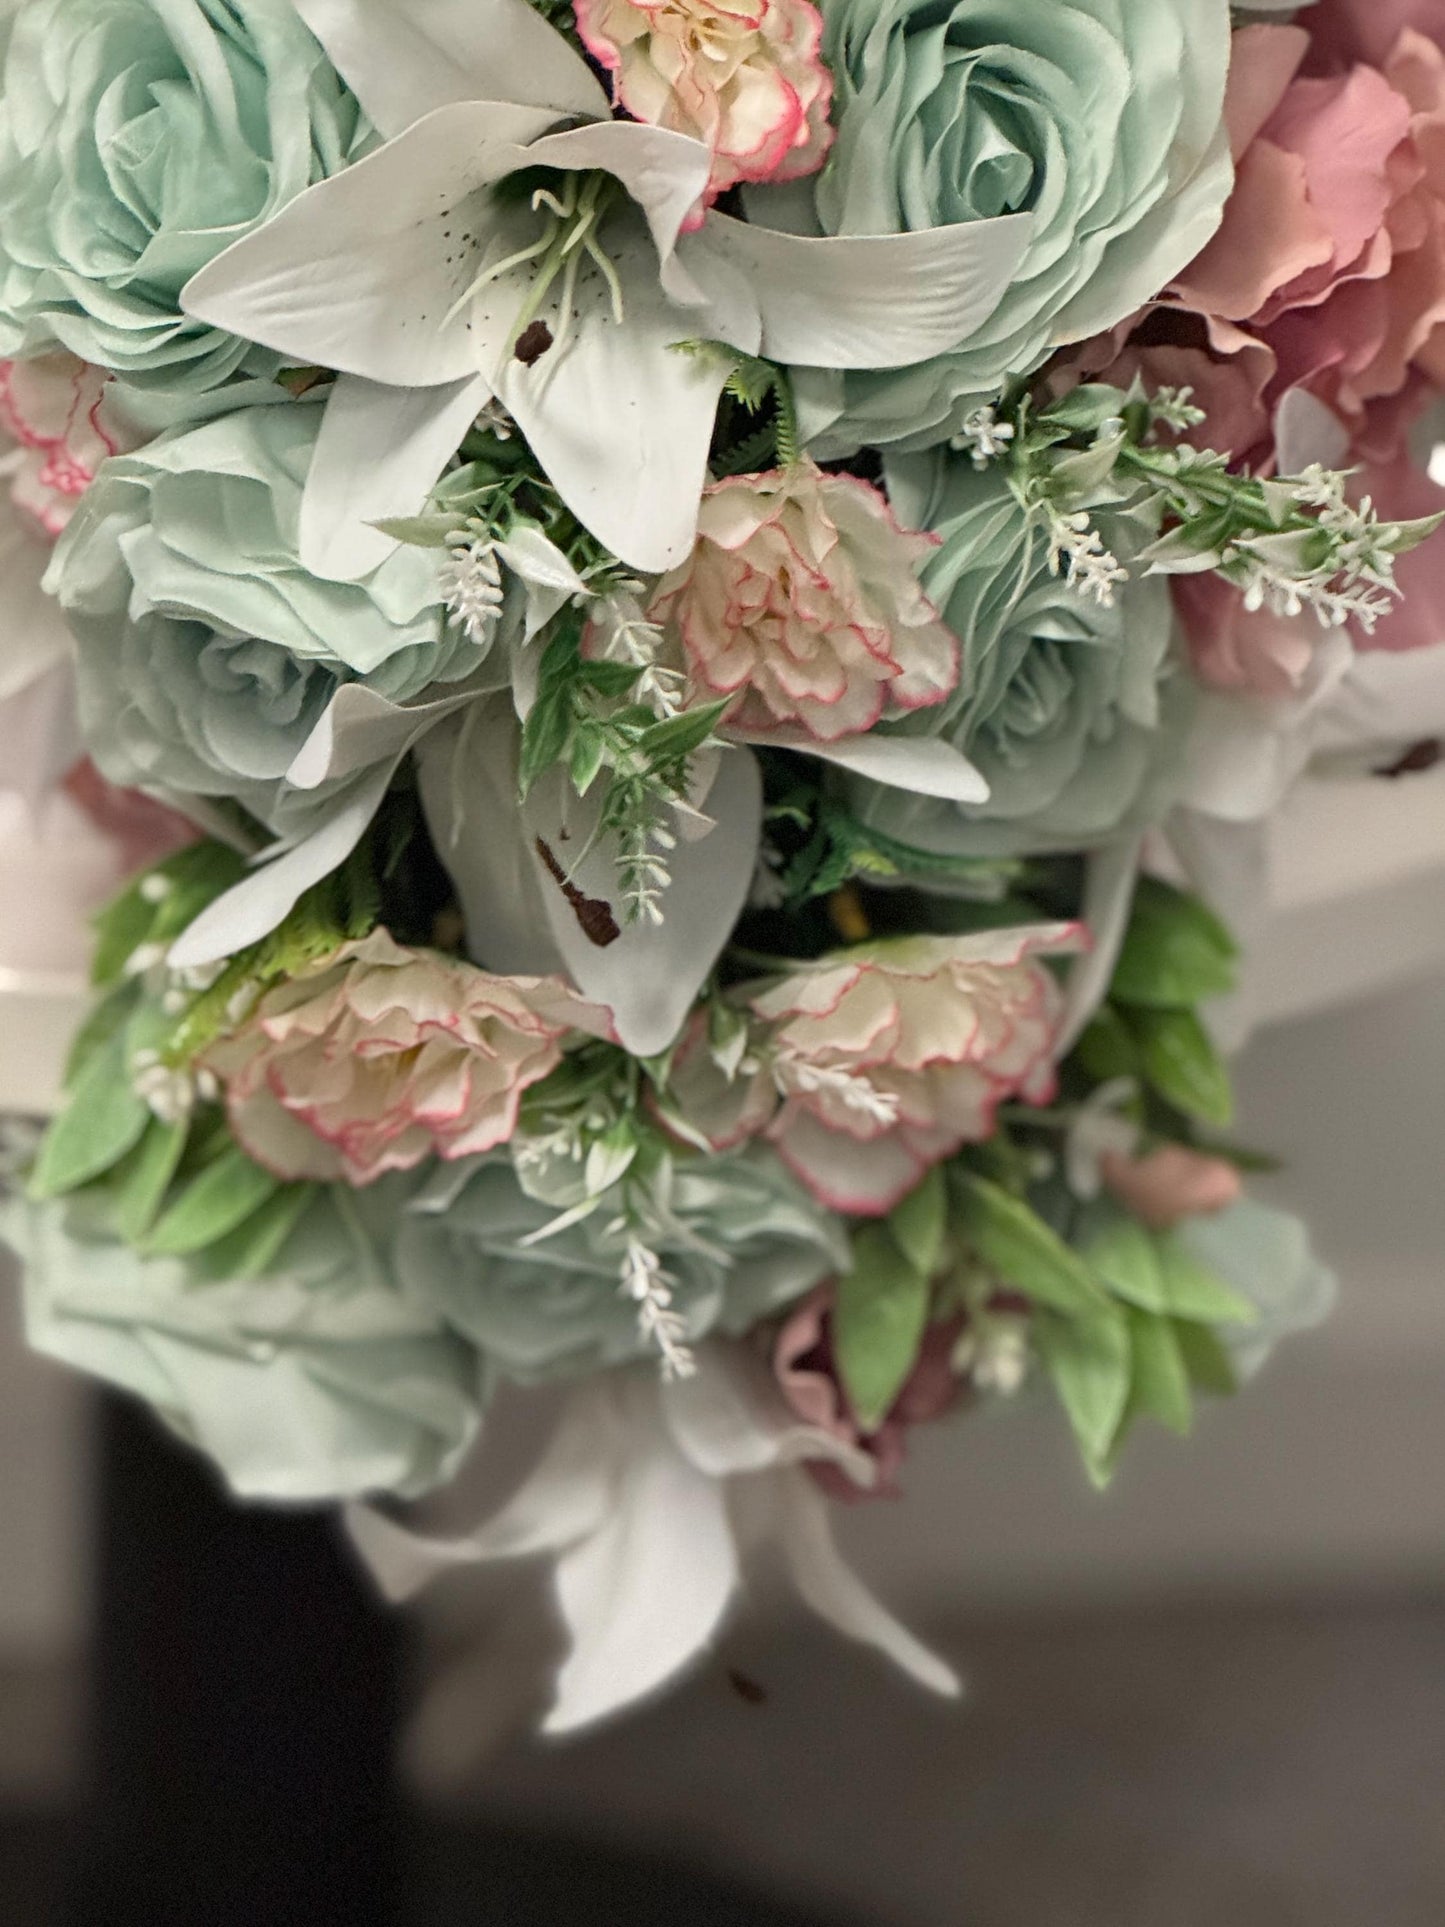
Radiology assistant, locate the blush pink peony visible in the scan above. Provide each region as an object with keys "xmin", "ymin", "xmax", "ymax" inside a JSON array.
[
  {"xmin": 648, "ymin": 461, "xmax": 959, "ymax": 743},
  {"xmin": 0, "ymin": 353, "xmax": 138, "ymax": 539},
  {"xmin": 204, "ymin": 930, "xmax": 612, "ymax": 1186},
  {"xmin": 574, "ymin": 0, "xmax": 832, "ymax": 210},
  {"xmin": 665, "ymin": 926, "xmax": 1081, "ymax": 1215}
]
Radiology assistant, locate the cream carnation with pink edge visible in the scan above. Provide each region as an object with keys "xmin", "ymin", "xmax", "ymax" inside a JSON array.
[
  {"xmin": 574, "ymin": 0, "xmax": 833, "ymax": 211},
  {"xmin": 648, "ymin": 460, "xmax": 959, "ymax": 743},
  {"xmin": 666, "ymin": 925, "xmax": 1082, "ymax": 1216},
  {"xmin": 204, "ymin": 930, "xmax": 614, "ymax": 1186}
]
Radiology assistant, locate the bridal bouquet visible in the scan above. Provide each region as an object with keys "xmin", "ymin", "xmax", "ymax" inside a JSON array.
[{"xmin": 1, "ymin": 0, "xmax": 1440, "ymax": 1731}]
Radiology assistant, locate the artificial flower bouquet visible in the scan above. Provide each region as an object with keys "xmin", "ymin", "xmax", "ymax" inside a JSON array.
[{"xmin": 1, "ymin": 0, "xmax": 1441, "ymax": 1731}]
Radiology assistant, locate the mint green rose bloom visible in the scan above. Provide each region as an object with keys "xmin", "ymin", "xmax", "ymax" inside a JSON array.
[
  {"xmin": 845, "ymin": 452, "xmax": 1191, "ymax": 858},
  {"xmin": 396, "ymin": 1151, "xmax": 847, "ymax": 1383},
  {"xmin": 47, "ymin": 399, "xmax": 480, "ymax": 832},
  {"xmin": 758, "ymin": 0, "xmax": 1232, "ymax": 454},
  {"xmin": 0, "ymin": 0, "xmax": 370, "ymax": 390},
  {"xmin": 1, "ymin": 1178, "xmax": 488, "ymax": 1502}
]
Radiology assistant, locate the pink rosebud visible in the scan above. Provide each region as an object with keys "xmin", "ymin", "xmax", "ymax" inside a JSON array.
[
  {"xmin": 574, "ymin": 0, "xmax": 833, "ymax": 211},
  {"xmin": 1100, "ymin": 1144, "xmax": 1244, "ymax": 1231},
  {"xmin": 649, "ymin": 461, "xmax": 959, "ymax": 743},
  {"xmin": 203, "ymin": 930, "xmax": 613, "ymax": 1185}
]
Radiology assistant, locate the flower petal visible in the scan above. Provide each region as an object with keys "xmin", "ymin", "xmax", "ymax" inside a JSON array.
[
  {"xmin": 167, "ymin": 764, "xmax": 395, "ymax": 970},
  {"xmin": 523, "ymin": 747, "xmax": 763, "ymax": 1058},
  {"xmin": 291, "ymin": 0, "xmax": 608, "ymax": 138},
  {"xmin": 546, "ymin": 1383, "xmax": 739, "ymax": 1734},
  {"xmin": 495, "ymin": 216, "xmax": 762, "ymax": 572},
  {"xmin": 301, "ymin": 373, "xmax": 492, "ymax": 582},
  {"xmin": 731, "ymin": 726, "xmax": 990, "ymax": 802},
  {"xmin": 698, "ymin": 211, "xmax": 1034, "ymax": 369},
  {"xmin": 771, "ymin": 1467, "xmax": 961, "ymax": 1698},
  {"xmin": 182, "ymin": 103, "xmax": 564, "ymax": 389},
  {"xmin": 1052, "ymin": 836, "xmax": 1141, "ymax": 1062}
]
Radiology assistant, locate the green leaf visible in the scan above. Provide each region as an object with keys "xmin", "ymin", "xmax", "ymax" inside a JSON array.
[
  {"xmin": 1130, "ymin": 1007, "xmax": 1234, "ymax": 1128},
  {"xmin": 31, "ymin": 1029, "xmax": 150, "ymax": 1198},
  {"xmin": 959, "ymin": 1176, "xmax": 1110, "ymax": 1317},
  {"xmin": 63, "ymin": 980, "xmax": 141, "ymax": 1087},
  {"xmin": 518, "ymin": 688, "xmax": 574, "ymax": 797},
  {"xmin": 1086, "ymin": 1217, "xmax": 1167, "ymax": 1312},
  {"xmin": 569, "ymin": 730, "xmax": 608, "ymax": 796},
  {"xmin": 143, "ymin": 1145, "xmax": 279, "ymax": 1257},
  {"xmin": 369, "ymin": 514, "xmax": 458, "ymax": 548},
  {"xmin": 1087, "ymin": 1218, "xmax": 1257, "ymax": 1325},
  {"xmin": 1110, "ymin": 877, "xmax": 1238, "ymax": 1009},
  {"xmin": 113, "ymin": 1116, "xmax": 190, "ymax": 1245},
  {"xmin": 90, "ymin": 885, "xmax": 159, "ymax": 988},
  {"xmin": 578, "ymin": 660, "xmax": 644, "ymax": 698},
  {"xmin": 834, "ymin": 1226, "xmax": 932, "ymax": 1432},
  {"xmin": 1125, "ymin": 1306, "xmax": 1193, "ymax": 1437},
  {"xmin": 1175, "ymin": 1319, "xmax": 1239, "ymax": 1397},
  {"xmin": 199, "ymin": 1183, "xmax": 317, "ymax": 1280},
  {"xmin": 1155, "ymin": 1237, "xmax": 1258, "ymax": 1325},
  {"xmin": 1036, "ymin": 1304, "xmax": 1132, "ymax": 1486},
  {"xmin": 1073, "ymin": 1004, "xmax": 1141, "ymax": 1083},
  {"xmin": 638, "ymin": 699, "xmax": 730, "ymax": 766},
  {"xmin": 888, "ymin": 1167, "xmax": 947, "ymax": 1279}
]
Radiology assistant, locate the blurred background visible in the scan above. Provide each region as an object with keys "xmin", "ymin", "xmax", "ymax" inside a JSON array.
[{"xmin": 2, "ymin": 750, "xmax": 1445, "ymax": 1925}]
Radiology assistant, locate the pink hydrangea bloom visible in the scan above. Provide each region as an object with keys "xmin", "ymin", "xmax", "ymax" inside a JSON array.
[
  {"xmin": 772, "ymin": 1286, "xmax": 965, "ymax": 1502},
  {"xmin": 648, "ymin": 461, "xmax": 959, "ymax": 743},
  {"xmin": 574, "ymin": 0, "xmax": 833, "ymax": 211},
  {"xmin": 665, "ymin": 926, "xmax": 1081, "ymax": 1215},
  {"xmin": 0, "ymin": 353, "xmax": 137, "ymax": 539},
  {"xmin": 1100, "ymin": 1145, "xmax": 1244, "ymax": 1231},
  {"xmin": 204, "ymin": 930, "xmax": 613, "ymax": 1185}
]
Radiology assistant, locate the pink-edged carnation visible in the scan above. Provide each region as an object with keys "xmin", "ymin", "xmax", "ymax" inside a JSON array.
[
  {"xmin": 574, "ymin": 0, "xmax": 833, "ymax": 209},
  {"xmin": 665, "ymin": 926, "xmax": 1081, "ymax": 1216},
  {"xmin": 773, "ymin": 1285, "xmax": 964, "ymax": 1501},
  {"xmin": 0, "ymin": 354, "xmax": 137, "ymax": 539},
  {"xmin": 648, "ymin": 460, "xmax": 959, "ymax": 743},
  {"xmin": 203, "ymin": 930, "xmax": 613, "ymax": 1186},
  {"xmin": 1100, "ymin": 1145, "xmax": 1244, "ymax": 1231}
]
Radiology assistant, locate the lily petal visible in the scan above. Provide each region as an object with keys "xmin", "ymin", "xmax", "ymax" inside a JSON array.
[
  {"xmin": 732, "ymin": 727, "xmax": 990, "ymax": 803},
  {"xmin": 496, "ymin": 214, "xmax": 761, "ymax": 572},
  {"xmin": 285, "ymin": 680, "xmax": 496, "ymax": 792},
  {"xmin": 698, "ymin": 212, "xmax": 1034, "ymax": 370},
  {"xmin": 167, "ymin": 764, "xmax": 394, "ymax": 970},
  {"xmin": 772, "ymin": 1468, "xmax": 961, "ymax": 1698},
  {"xmin": 547, "ymin": 1390, "xmax": 739, "ymax": 1734},
  {"xmin": 526, "ymin": 120, "xmax": 714, "ymax": 304},
  {"xmin": 523, "ymin": 746, "xmax": 762, "ymax": 1058},
  {"xmin": 291, "ymin": 0, "xmax": 607, "ymax": 138},
  {"xmin": 1053, "ymin": 837, "xmax": 1142, "ymax": 1062},
  {"xmin": 302, "ymin": 373, "xmax": 492, "ymax": 582},
  {"xmin": 182, "ymin": 102, "xmax": 565, "ymax": 388}
]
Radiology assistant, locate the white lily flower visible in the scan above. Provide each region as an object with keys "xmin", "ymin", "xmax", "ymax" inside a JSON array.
[
  {"xmin": 181, "ymin": 0, "xmax": 1032, "ymax": 582},
  {"xmin": 348, "ymin": 1341, "xmax": 959, "ymax": 1735}
]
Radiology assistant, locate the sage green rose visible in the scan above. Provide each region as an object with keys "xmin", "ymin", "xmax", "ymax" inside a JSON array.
[
  {"xmin": 0, "ymin": 0, "xmax": 371, "ymax": 390},
  {"xmin": 395, "ymin": 1150, "xmax": 847, "ymax": 1382},
  {"xmin": 1, "ymin": 1177, "xmax": 488, "ymax": 1502},
  {"xmin": 845, "ymin": 451, "xmax": 1191, "ymax": 858},
  {"xmin": 756, "ymin": 0, "xmax": 1233, "ymax": 454},
  {"xmin": 46, "ymin": 399, "xmax": 480, "ymax": 833},
  {"xmin": 1177, "ymin": 1199, "xmax": 1336, "ymax": 1381}
]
